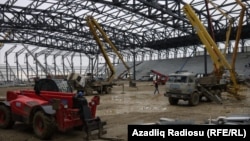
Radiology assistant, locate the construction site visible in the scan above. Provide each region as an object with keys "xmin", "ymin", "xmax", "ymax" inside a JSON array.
[{"xmin": 0, "ymin": 0, "xmax": 250, "ymax": 141}]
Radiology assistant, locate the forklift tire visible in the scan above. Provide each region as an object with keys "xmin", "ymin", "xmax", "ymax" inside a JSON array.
[
  {"xmin": 0, "ymin": 105, "xmax": 15, "ymax": 129},
  {"xmin": 168, "ymin": 97, "xmax": 179, "ymax": 105},
  {"xmin": 188, "ymin": 92, "xmax": 199, "ymax": 106},
  {"xmin": 33, "ymin": 111, "xmax": 55, "ymax": 140}
]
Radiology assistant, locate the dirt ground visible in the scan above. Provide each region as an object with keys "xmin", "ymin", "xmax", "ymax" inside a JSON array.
[{"xmin": 0, "ymin": 81, "xmax": 250, "ymax": 141}]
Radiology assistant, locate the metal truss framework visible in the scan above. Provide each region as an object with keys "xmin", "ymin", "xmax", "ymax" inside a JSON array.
[
  {"xmin": 0, "ymin": 0, "xmax": 250, "ymax": 72},
  {"xmin": 0, "ymin": 44, "xmax": 86, "ymax": 82},
  {"xmin": 0, "ymin": 0, "xmax": 250, "ymax": 80}
]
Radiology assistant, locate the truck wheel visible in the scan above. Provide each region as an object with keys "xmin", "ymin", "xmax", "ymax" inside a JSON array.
[
  {"xmin": 189, "ymin": 92, "xmax": 199, "ymax": 106},
  {"xmin": 106, "ymin": 87, "xmax": 112, "ymax": 94},
  {"xmin": 0, "ymin": 105, "xmax": 15, "ymax": 129},
  {"xmin": 168, "ymin": 97, "xmax": 179, "ymax": 105},
  {"xmin": 33, "ymin": 111, "xmax": 55, "ymax": 140}
]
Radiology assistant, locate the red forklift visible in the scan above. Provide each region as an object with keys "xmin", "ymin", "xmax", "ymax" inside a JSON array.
[{"xmin": 0, "ymin": 77, "xmax": 106, "ymax": 140}]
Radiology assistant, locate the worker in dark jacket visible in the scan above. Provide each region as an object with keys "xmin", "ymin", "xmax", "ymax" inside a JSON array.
[{"xmin": 153, "ymin": 80, "xmax": 160, "ymax": 94}]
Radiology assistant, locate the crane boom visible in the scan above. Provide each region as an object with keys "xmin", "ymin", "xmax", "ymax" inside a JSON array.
[
  {"xmin": 182, "ymin": 4, "xmax": 241, "ymax": 99},
  {"xmin": 231, "ymin": 0, "xmax": 246, "ymax": 71},
  {"xmin": 86, "ymin": 16, "xmax": 133, "ymax": 85},
  {"xmin": 206, "ymin": 0, "xmax": 233, "ymax": 56},
  {"xmin": 86, "ymin": 16, "xmax": 116, "ymax": 83}
]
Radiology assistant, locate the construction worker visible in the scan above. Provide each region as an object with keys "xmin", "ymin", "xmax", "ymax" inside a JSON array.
[{"xmin": 153, "ymin": 80, "xmax": 160, "ymax": 94}]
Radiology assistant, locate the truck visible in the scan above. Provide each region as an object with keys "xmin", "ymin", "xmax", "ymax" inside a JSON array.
[
  {"xmin": 164, "ymin": 3, "xmax": 246, "ymax": 106},
  {"xmin": 164, "ymin": 71, "xmax": 226, "ymax": 106},
  {"xmin": 84, "ymin": 16, "xmax": 136, "ymax": 95},
  {"xmin": 0, "ymin": 77, "xmax": 107, "ymax": 140},
  {"xmin": 67, "ymin": 72, "xmax": 115, "ymax": 95}
]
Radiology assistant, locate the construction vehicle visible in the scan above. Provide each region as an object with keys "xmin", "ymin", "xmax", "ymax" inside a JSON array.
[
  {"xmin": 67, "ymin": 72, "xmax": 115, "ymax": 95},
  {"xmin": 67, "ymin": 72, "xmax": 116, "ymax": 95},
  {"xmin": 164, "ymin": 2, "xmax": 246, "ymax": 106},
  {"xmin": 84, "ymin": 16, "xmax": 136, "ymax": 95},
  {"xmin": 164, "ymin": 70, "xmax": 226, "ymax": 106},
  {"xmin": 0, "ymin": 77, "xmax": 107, "ymax": 140},
  {"xmin": 150, "ymin": 69, "xmax": 168, "ymax": 85},
  {"xmin": 83, "ymin": 16, "xmax": 118, "ymax": 95}
]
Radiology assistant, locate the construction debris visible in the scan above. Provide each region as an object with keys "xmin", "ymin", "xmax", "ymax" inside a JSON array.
[
  {"xmin": 206, "ymin": 114, "xmax": 250, "ymax": 125},
  {"xmin": 138, "ymin": 114, "xmax": 250, "ymax": 125}
]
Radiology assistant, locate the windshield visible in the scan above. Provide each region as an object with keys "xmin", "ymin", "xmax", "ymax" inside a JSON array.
[
  {"xmin": 53, "ymin": 79, "xmax": 72, "ymax": 92},
  {"xmin": 168, "ymin": 75, "xmax": 187, "ymax": 83}
]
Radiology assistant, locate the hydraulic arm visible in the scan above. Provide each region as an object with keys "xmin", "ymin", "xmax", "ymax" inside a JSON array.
[
  {"xmin": 86, "ymin": 16, "xmax": 116, "ymax": 83},
  {"xmin": 86, "ymin": 16, "xmax": 133, "ymax": 84},
  {"xmin": 231, "ymin": 0, "xmax": 246, "ymax": 72},
  {"xmin": 182, "ymin": 4, "xmax": 242, "ymax": 99}
]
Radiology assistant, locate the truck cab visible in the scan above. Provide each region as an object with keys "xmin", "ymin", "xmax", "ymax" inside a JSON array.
[{"xmin": 164, "ymin": 71, "xmax": 199, "ymax": 106}]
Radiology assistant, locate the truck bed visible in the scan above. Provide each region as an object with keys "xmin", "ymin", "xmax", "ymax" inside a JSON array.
[{"xmin": 197, "ymin": 76, "xmax": 217, "ymax": 85}]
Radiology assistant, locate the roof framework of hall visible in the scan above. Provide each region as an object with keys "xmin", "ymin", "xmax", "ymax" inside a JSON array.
[{"xmin": 0, "ymin": 0, "xmax": 250, "ymax": 58}]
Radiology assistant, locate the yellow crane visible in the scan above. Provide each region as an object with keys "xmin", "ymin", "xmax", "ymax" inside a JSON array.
[
  {"xmin": 86, "ymin": 16, "xmax": 116, "ymax": 83},
  {"xmin": 231, "ymin": 0, "xmax": 246, "ymax": 73},
  {"xmin": 86, "ymin": 16, "xmax": 135, "ymax": 87},
  {"xmin": 206, "ymin": 0, "xmax": 233, "ymax": 56},
  {"xmin": 182, "ymin": 2, "xmax": 246, "ymax": 100}
]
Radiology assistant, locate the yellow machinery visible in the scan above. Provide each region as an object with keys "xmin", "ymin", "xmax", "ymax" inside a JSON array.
[
  {"xmin": 86, "ymin": 16, "xmax": 135, "ymax": 87},
  {"xmin": 85, "ymin": 16, "xmax": 136, "ymax": 94},
  {"xmin": 205, "ymin": 0, "xmax": 233, "ymax": 56},
  {"xmin": 231, "ymin": 0, "xmax": 246, "ymax": 74},
  {"xmin": 86, "ymin": 16, "xmax": 116, "ymax": 83},
  {"xmin": 182, "ymin": 2, "xmax": 246, "ymax": 100}
]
